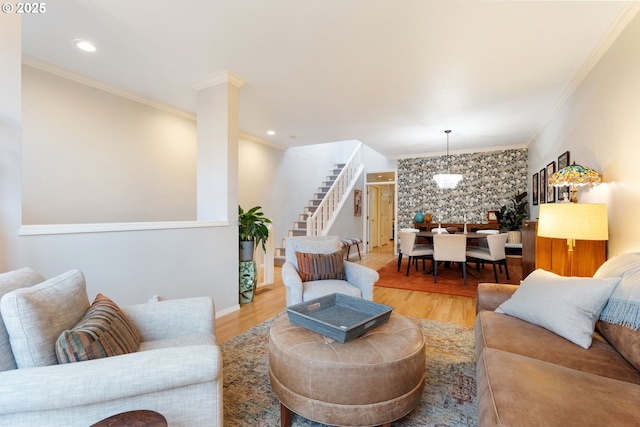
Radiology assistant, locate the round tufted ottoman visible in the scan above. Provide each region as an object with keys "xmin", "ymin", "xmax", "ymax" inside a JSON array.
[{"xmin": 269, "ymin": 313, "xmax": 425, "ymax": 427}]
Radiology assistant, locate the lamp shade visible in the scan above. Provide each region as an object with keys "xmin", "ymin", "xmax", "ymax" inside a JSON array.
[
  {"xmin": 549, "ymin": 164, "xmax": 602, "ymax": 188},
  {"xmin": 537, "ymin": 204, "xmax": 608, "ymax": 241}
]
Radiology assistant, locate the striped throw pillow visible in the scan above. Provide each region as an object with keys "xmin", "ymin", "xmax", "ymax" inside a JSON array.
[
  {"xmin": 55, "ymin": 293, "xmax": 141, "ymax": 363},
  {"xmin": 296, "ymin": 251, "xmax": 346, "ymax": 282}
]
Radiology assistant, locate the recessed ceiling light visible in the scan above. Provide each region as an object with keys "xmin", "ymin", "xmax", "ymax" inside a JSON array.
[
  {"xmin": 266, "ymin": 130, "xmax": 276, "ymax": 136},
  {"xmin": 73, "ymin": 39, "xmax": 96, "ymax": 52}
]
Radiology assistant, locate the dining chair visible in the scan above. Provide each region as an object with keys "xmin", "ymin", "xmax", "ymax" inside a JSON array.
[
  {"xmin": 465, "ymin": 232, "xmax": 510, "ymax": 283},
  {"xmin": 432, "ymin": 234, "xmax": 467, "ymax": 285},
  {"xmin": 473, "ymin": 228, "xmax": 501, "ymax": 250},
  {"xmin": 398, "ymin": 231, "xmax": 434, "ymax": 276},
  {"xmin": 397, "ymin": 228, "xmax": 430, "ymax": 271}
]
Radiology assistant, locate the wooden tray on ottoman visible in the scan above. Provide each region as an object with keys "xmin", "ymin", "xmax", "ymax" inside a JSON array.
[{"xmin": 285, "ymin": 293, "xmax": 393, "ymax": 343}]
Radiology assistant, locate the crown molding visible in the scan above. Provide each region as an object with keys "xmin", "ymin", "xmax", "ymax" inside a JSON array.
[
  {"xmin": 239, "ymin": 131, "xmax": 287, "ymax": 151},
  {"xmin": 390, "ymin": 143, "xmax": 528, "ymax": 161},
  {"xmin": 22, "ymin": 55, "xmax": 196, "ymax": 121},
  {"xmin": 192, "ymin": 70, "xmax": 245, "ymax": 91}
]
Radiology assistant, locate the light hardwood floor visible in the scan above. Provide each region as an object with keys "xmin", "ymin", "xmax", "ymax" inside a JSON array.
[{"xmin": 215, "ymin": 243, "xmax": 477, "ymax": 343}]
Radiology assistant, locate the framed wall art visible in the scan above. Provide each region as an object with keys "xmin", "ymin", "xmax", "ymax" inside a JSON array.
[
  {"xmin": 532, "ymin": 172, "xmax": 539, "ymax": 206},
  {"xmin": 558, "ymin": 151, "xmax": 570, "ymax": 170},
  {"xmin": 546, "ymin": 161, "xmax": 556, "ymax": 203},
  {"xmin": 354, "ymin": 189, "xmax": 362, "ymax": 217},
  {"xmin": 539, "ymin": 168, "xmax": 546, "ymax": 203}
]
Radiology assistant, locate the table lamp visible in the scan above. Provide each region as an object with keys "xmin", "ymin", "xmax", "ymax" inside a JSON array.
[
  {"xmin": 537, "ymin": 203, "xmax": 608, "ymax": 276},
  {"xmin": 549, "ymin": 163, "xmax": 602, "ymax": 203}
]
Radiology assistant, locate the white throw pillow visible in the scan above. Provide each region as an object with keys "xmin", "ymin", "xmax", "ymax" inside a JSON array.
[
  {"xmin": 0, "ymin": 270, "xmax": 90, "ymax": 368},
  {"xmin": 0, "ymin": 267, "xmax": 46, "ymax": 371},
  {"xmin": 496, "ymin": 269, "xmax": 620, "ymax": 349}
]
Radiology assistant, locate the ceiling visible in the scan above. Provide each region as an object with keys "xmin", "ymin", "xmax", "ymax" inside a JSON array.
[{"xmin": 21, "ymin": 1, "xmax": 634, "ymax": 158}]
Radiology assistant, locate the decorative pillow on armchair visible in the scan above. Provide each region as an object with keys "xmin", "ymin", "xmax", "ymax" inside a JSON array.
[
  {"xmin": 56, "ymin": 293, "xmax": 141, "ymax": 363},
  {"xmin": 295, "ymin": 251, "xmax": 346, "ymax": 282}
]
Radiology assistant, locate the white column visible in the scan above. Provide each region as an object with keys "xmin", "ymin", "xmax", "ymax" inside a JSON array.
[
  {"xmin": 0, "ymin": 14, "xmax": 23, "ymax": 269},
  {"xmin": 192, "ymin": 71, "xmax": 244, "ymax": 222}
]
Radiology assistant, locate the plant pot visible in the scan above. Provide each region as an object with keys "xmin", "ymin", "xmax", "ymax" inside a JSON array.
[
  {"xmin": 239, "ymin": 240, "xmax": 255, "ymax": 262},
  {"xmin": 507, "ymin": 230, "xmax": 522, "ymax": 244},
  {"xmin": 239, "ymin": 260, "xmax": 256, "ymax": 303}
]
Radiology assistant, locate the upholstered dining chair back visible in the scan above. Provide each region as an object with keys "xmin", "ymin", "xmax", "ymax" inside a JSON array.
[
  {"xmin": 433, "ymin": 234, "xmax": 467, "ymax": 262},
  {"xmin": 399, "ymin": 231, "xmax": 419, "ymax": 255},
  {"xmin": 433, "ymin": 234, "xmax": 468, "ymax": 285},
  {"xmin": 465, "ymin": 232, "xmax": 510, "ymax": 283},
  {"xmin": 398, "ymin": 228, "xmax": 419, "ymax": 250},
  {"xmin": 476, "ymin": 229, "xmax": 499, "ymax": 248},
  {"xmin": 486, "ymin": 233, "xmax": 509, "ymax": 260},
  {"xmin": 398, "ymin": 231, "xmax": 434, "ymax": 276}
]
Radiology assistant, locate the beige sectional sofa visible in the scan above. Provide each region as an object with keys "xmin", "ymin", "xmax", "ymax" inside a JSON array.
[{"xmin": 475, "ymin": 252, "xmax": 640, "ymax": 427}]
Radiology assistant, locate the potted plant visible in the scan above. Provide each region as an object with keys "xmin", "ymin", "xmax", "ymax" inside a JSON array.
[
  {"xmin": 238, "ymin": 205, "xmax": 272, "ymax": 262},
  {"xmin": 495, "ymin": 192, "xmax": 528, "ymax": 243}
]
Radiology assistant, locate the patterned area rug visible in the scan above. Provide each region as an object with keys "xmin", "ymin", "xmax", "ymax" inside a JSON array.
[{"xmin": 222, "ymin": 314, "xmax": 477, "ymax": 427}]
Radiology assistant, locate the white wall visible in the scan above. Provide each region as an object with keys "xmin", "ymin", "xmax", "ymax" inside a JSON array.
[
  {"xmin": 239, "ymin": 138, "xmax": 394, "ymax": 251},
  {"xmin": 0, "ymin": 20, "xmax": 239, "ymax": 315},
  {"xmin": 528, "ymin": 9, "xmax": 640, "ymax": 257},
  {"xmin": 238, "ymin": 136, "xmax": 284, "ymax": 227},
  {"xmin": 327, "ymin": 174, "xmax": 365, "ymax": 242},
  {"xmin": 362, "ymin": 144, "xmax": 397, "ymax": 172},
  {"xmin": 22, "ymin": 65, "xmax": 197, "ymax": 225},
  {"xmin": 327, "ymin": 145, "xmax": 396, "ymax": 243},
  {"xmin": 269, "ymin": 140, "xmax": 359, "ymax": 246}
]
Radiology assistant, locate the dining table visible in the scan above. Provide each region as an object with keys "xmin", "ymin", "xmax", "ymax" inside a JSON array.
[
  {"xmin": 416, "ymin": 231, "xmax": 489, "ymax": 277},
  {"xmin": 416, "ymin": 231, "xmax": 489, "ymax": 240}
]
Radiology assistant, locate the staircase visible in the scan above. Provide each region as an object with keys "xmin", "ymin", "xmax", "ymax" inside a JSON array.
[
  {"xmin": 274, "ymin": 164, "xmax": 345, "ymax": 265},
  {"xmin": 274, "ymin": 142, "xmax": 364, "ymax": 266}
]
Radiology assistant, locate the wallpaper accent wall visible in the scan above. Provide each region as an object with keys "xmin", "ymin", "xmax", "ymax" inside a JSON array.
[{"xmin": 397, "ymin": 148, "xmax": 528, "ymax": 230}]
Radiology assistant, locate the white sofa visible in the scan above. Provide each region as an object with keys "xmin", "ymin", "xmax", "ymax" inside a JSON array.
[{"xmin": 0, "ymin": 267, "xmax": 222, "ymax": 426}]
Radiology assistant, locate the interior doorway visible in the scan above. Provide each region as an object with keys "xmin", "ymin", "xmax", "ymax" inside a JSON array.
[{"xmin": 365, "ymin": 171, "xmax": 395, "ymax": 253}]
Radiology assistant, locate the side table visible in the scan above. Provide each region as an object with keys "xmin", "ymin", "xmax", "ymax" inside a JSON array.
[{"xmin": 90, "ymin": 410, "xmax": 167, "ymax": 427}]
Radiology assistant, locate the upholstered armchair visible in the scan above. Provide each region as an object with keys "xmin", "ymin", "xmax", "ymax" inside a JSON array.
[
  {"xmin": 0, "ymin": 268, "xmax": 222, "ymax": 427},
  {"xmin": 281, "ymin": 236, "xmax": 379, "ymax": 306}
]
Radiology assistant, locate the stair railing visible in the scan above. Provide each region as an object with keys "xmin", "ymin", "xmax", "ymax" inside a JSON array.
[{"xmin": 307, "ymin": 142, "xmax": 364, "ymax": 236}]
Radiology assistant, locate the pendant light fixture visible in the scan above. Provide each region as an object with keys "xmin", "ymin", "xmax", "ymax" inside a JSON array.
[{"xmin": 433, "ymin": 130, "xmax": 463, "ymax": 189}]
